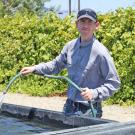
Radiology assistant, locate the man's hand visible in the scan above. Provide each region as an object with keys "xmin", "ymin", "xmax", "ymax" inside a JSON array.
[
  {"xmin": 81, "ymin": 87, "xmax": 93, "ymax": 101},
  {"xmin": 20, "ymin": 66, "xmax": 36, "ymax": 75}
]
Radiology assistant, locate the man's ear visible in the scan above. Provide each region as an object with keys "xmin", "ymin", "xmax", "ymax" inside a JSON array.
[{"xmin": 95, "ymin": 21, "xmax": 100, "ymax": 31}]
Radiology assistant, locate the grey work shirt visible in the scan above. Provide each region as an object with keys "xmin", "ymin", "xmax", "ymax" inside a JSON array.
[{"xmin": 34, "ymin": 36, "xmax": 121, "ymax": 104}]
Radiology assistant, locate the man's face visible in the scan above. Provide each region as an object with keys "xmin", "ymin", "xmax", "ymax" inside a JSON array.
[{"xmin": 76, "ymin": 18, "xmax": 98, "ymax": 37}]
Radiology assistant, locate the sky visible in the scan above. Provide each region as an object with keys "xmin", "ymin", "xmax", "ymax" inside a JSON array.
[{"xmin": 45, "ymin": 0, "xmax": 135, "ymax": 13}]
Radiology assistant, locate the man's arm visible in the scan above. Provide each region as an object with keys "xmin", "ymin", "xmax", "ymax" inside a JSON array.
[
  {"xmin": 81, "ymin": 55, "xmax": 121, "ymax": 102},
  {"xmin": 21, "ymin": 44, "xmax": 68, "ymax": 75}
]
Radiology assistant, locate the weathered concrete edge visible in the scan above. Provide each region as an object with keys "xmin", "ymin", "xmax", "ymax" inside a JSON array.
[
  {"xmin": 36, "ymin": 121, "xmax": 135, "ymax": 135},
  {"xmin": 0, "ymin": 103, "xmax": 115, "ymax": 127}
]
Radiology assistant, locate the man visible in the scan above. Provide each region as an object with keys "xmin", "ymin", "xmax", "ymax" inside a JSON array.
[{"xmin": 21, "ymin": 8, "xmax": 121, "ymax": 118}]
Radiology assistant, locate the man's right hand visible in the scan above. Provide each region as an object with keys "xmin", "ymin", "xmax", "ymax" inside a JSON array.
[{"xmin": 20, "ymin": 66, "xmax": 36, "ymax": 75}]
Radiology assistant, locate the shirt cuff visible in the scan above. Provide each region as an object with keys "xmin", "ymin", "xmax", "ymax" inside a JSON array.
[
  {"xmin": 32, "ymin": 65, "xmax": 37, "ymax": 73},
  {"xmin": 91, "ymin": 89, "xmax": 98, "ymax": 100}
]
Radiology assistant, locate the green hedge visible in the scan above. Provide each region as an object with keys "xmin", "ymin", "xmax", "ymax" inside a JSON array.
[
  {"xmin": 0, "ymin": 8, "xmax": 134, "ymax": 104},
  {"xmin": 0, "ymin": 12, "xmax": 78, "ymax": 96},
  {"xmin": 96, "ymin": 7, "xmax": 135, "ymax": 104}
]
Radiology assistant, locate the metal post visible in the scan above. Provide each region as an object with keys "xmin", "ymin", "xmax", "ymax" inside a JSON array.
[
  {"xmin": 78, "ymin": 0, "xmax": 80, "ymax": 11},
  {"xmin": 69, "ymin": 0, "xmax": 71, "ymax": 15}
]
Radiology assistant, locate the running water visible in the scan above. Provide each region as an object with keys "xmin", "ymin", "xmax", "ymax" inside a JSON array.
[
  {"xmin": 0, "ymin": 73, "xmax": 22, "ymax": 110},
  {"xmin": 0, "ymin": 91, "xmax": 6, "ymax": 109}
]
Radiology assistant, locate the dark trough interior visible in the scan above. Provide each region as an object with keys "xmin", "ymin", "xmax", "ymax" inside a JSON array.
[{"xmin": 0, "ymin": 103, "xmax": 135, "ymax": 135}]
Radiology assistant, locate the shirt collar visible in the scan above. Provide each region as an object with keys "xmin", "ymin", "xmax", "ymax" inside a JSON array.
[{"xmin": 77, "ymin": 35, "xmax": 95, "ymax": 48}]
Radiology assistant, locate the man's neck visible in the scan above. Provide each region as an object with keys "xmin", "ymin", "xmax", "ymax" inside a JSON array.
[{"xmin": 80, "ymin": 34, "xmax": 93, "ymax": 42}]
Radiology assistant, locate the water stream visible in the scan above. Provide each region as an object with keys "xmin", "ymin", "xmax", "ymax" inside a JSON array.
[{"xmin": 0, "ymin": 92, "xmax": 6, "ymax": 109}]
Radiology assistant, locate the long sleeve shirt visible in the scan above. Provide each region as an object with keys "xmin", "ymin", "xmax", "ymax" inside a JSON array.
[{"xmin": 34, "ymin": 36, "xmax": 121, "ymax": 104}]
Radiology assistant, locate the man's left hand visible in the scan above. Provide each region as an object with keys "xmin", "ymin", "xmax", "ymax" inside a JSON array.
[{"xmin": 81, "ymin": 87, "xmax": 93, "ymax": 101}]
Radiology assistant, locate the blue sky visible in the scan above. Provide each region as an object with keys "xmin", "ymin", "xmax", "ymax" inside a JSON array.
[{"xmin": 45, "ymin": 0, "xmax": 135, "ymax": 13}]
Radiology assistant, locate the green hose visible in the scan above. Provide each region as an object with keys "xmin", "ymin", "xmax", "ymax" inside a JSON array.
[
  {"xmin": 1, "ymin": 72, "xmax": 22, "ymax": 95},
  {"xmin": 44, "ymin": 74, "xmax": 96, "ymax": 118},
  {"xmin": 0, "ymin": 72, "xmax": 96, "ymax": 117}
]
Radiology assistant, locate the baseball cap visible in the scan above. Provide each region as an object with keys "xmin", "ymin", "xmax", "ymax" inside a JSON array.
[{"xmin": 77, "ymin": 8, "xmax": 97, "ymax": 22}]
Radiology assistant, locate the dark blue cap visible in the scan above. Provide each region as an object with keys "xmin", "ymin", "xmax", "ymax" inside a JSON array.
[{"xmin": 77, "ymin": 8, "xmax": 97, "ymax": 22}]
